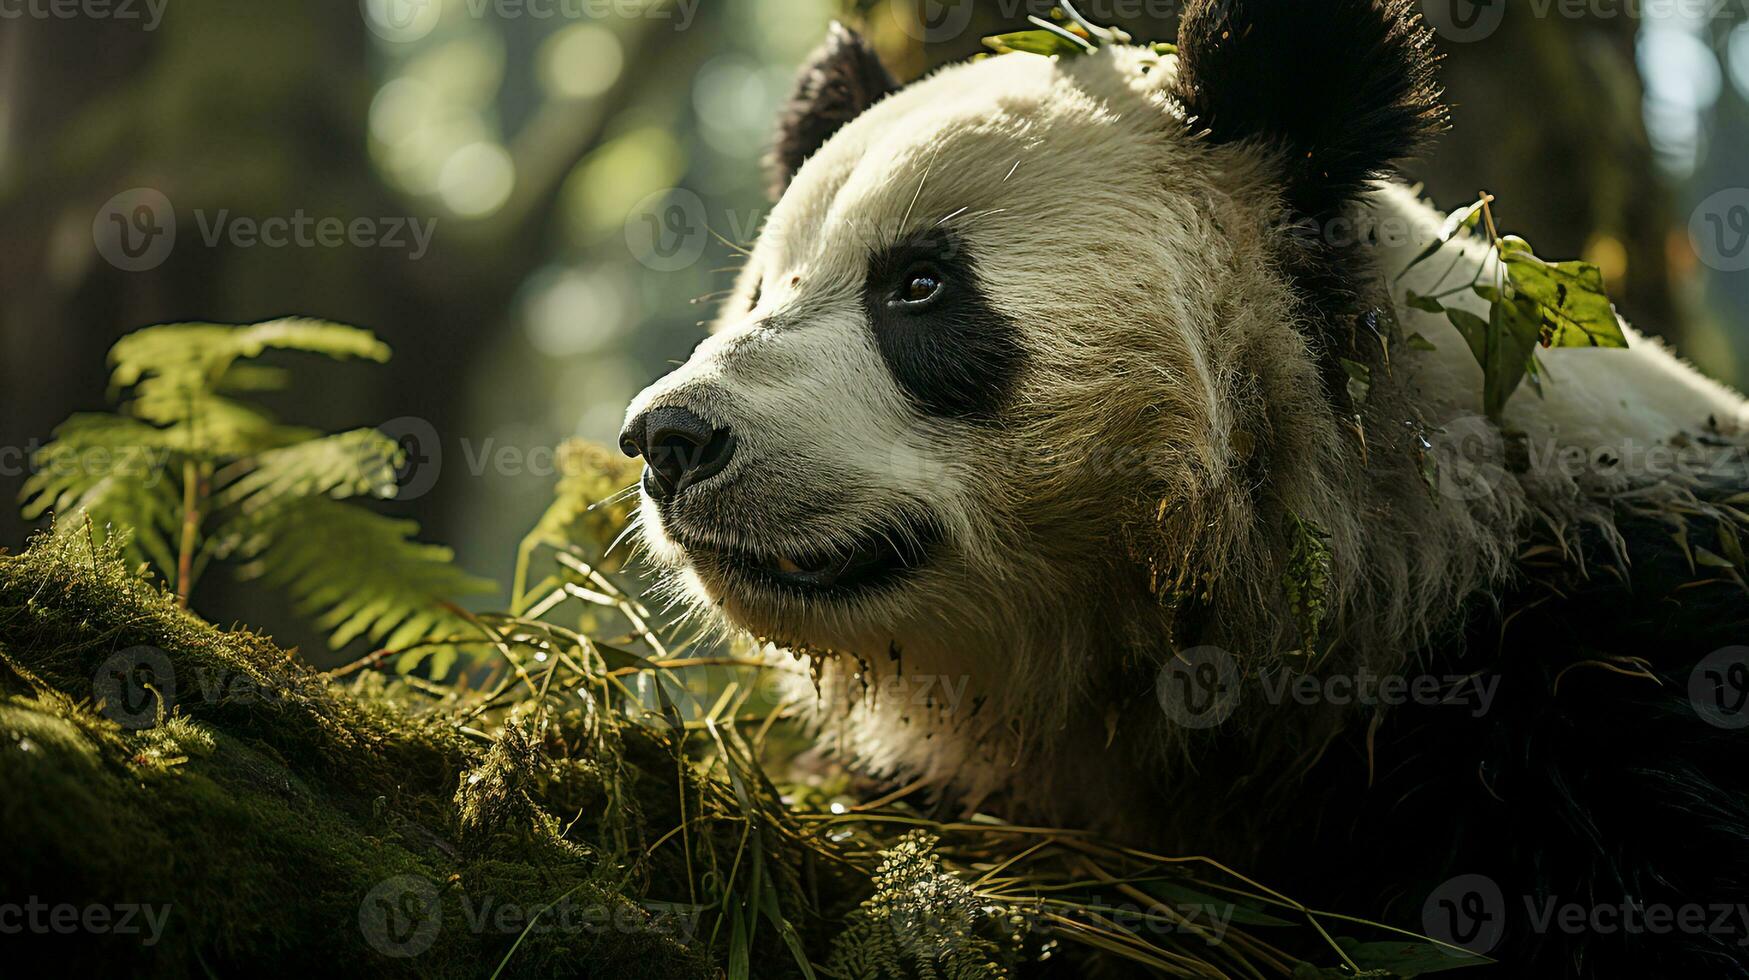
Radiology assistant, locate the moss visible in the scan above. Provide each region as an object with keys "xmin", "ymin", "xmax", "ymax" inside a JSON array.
[{"xmin": 0, "ymin": 536, "xmax": 711, "ymax": 978}]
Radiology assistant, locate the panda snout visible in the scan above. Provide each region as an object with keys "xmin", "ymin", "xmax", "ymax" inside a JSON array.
[{"xmin": 619, "ymin": 404, "xmax": 737, "ymax": 501}]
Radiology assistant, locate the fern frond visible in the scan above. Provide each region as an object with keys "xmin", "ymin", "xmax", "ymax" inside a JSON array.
[
  {"xmin": 109, "ymin": 318, "xmax": 389, "ymax": 454},
  {"xmin": 240, "ymin": 497, "xmax": 495, "ymax": 675},
  {"xmin": 214, "ymin": 428, "xmax": 401, "ymax": 516},
  {"xmin": 109, "ymin": 317, "xmax": 390, "ymax": 393},
  {"xmin": 827, "ymin": 831, "xmax": 1017, "ymax": 980},
  {"xmin": 526, "ymin": 440, "xmax": 641, "ymax": 560},
  {"xmin": 18, "ymin": 413, "xmax": 184, "ymax": 573}
]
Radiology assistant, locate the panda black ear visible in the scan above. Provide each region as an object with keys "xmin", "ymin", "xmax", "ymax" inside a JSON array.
[
  {"xmin": 765, "ymin": 22, "xmax": 897, "ymax": 201},
  {"xmin": 1172, "ymin": 0, "xmax": 1448, "ymax": 220}
]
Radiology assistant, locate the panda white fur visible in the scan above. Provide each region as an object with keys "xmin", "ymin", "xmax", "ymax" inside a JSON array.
[{"xmin": 620, "ymin": 2, "xmax": 1749, "ymax": 974}]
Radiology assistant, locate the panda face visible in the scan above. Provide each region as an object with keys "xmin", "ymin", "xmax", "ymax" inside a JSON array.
[
  {"xmin": 622, "ymin": 4, "xmax": 1448, "ymax": 663},
  {"xmin": 622, "ymin": 47, "xmax": 1203, "ymax": 652}
]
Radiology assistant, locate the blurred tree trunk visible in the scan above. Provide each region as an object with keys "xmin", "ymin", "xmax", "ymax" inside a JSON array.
[{"xmin": 0, "ymin": 0, "xmax": 670, "ymax": 658}]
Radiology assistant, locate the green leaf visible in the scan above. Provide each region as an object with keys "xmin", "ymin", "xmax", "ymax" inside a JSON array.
[
  {"xmin": 108, "ymin": 319, "xmax": 389, "ymax": 454},
  {"xmin": 18, "ymin": 413, "xmax": 185, "ymax": 575},
  {"xmin": 981, "ymin": 27, "xmax": 1092, "ymax": 57},
  {"xmin": 1398, "ymin": 198, "xmax": 1487, "ymax": 280},
  {"xmin": 1481, "ymin": 293, "xmax": 1545, "ymax": 420},
  {"xmin": 1406, "ymin": 291, "xmax": 1446, "ymax": 314},
  {"xmin": 213, "ymin": 428, "xmax": 402, "ymax": 515},
  {"xmin": 1282, "ymin": 513, "xmax": 1333, "ymax": 659},
  {"xmin": 728, "ymin": 901, "xmax": 750, "ymax": 980},
  {"xmin": 1444, "ymin": 308, "xmax": 1489, "ymax": 364},
  {"xmin": 758, "ymin": 871, "xmax": 819, "ymax": 980},
  {"xmin": 1498, "ymin": 238, "xmax": 1628, "ymax": 350},
  {"xmin": 238, "ymin": 497, "xmax": 495, "ymax": 668},
  {"xmin": 1404, "ymin": 333, "xmax": 1438, "ymax": 351},
  {"xmin": 1341, "ymin": 938, "xmax": 1492, "ymax": 975},
  {"xmin": 1137, "ymin": 880, "xmax": 1295, "ymax": 927}
]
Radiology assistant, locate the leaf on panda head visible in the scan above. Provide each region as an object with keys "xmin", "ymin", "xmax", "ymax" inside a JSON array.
[
  {"xmin": 982, "ymin": 26, "xmax": 1093, "ymax": 58},
  {"xmin": 1480, "ymin": 294, "xmax": 1544, "ymax": 421},
  {"xmin": 1404, "ymin": 196, "xmax": 1628, "ymax": 421},
  {"xmin": 1396, "ymin": 197, "xmax": 1488, "ymax": 281},
  {"xmin": 1497, "ymin": 237, "xmax": 1628, "ymax": 350}
]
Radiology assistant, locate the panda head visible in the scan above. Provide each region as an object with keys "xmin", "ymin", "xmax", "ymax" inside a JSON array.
[{"xmin": 621, "ymin": 2, "xmax": 1446, "ymax": 663}]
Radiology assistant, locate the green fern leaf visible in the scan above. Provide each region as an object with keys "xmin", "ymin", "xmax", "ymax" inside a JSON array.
[
  {"xmin": 239, "ymin": 497, "xmax": 495, "ymax": 673},
  {"xmin": 213, "ymin": 428, "xmax": 402, "ymax": 516},
  {"xmin": 109, "ymin": 317, "xmax": 390, "ymax": 394},
  {"xmin": 109, "ymin": 318, "xmax": 389, "ymax": 456},
  {"xmin": 526, "ymin": 441, "xmax": 641, "ymax": 560},
  {"xmin": 18, "ymin": 413, "xmax": 184, "ymax": 573}
]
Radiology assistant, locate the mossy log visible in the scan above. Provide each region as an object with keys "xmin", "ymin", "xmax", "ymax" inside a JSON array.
[{"xmin": 0, "ymin": 535, "xmax": 723, "ymax": 978}]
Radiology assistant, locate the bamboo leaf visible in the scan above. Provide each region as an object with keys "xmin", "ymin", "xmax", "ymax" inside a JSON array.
[{"xmin": 1498, "ymin": 237, "xmax": 1628, "ymax": 350}]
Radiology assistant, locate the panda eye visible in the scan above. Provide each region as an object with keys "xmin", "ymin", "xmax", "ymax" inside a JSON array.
[{"xmin": 893, "ymin": 266, "xmax": 945, "ymax": 308}]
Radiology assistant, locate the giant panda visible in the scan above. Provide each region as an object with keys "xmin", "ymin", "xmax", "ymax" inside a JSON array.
[{"xmin": 618, "ymin": 1, "xmax": 1749, "ymax": 975}]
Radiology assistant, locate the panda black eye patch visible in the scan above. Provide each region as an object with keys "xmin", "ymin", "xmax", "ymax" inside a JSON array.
[{"xmin": 862, "ymin": 229, "xmax": 1022, "ymax": 420}]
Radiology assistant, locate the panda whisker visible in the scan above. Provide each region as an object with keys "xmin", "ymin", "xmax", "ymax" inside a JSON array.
[
  {"xmin": 591, "ymin": 485, "xmax": 642, "ymax": 513},
  {"xmin": 606, "ymin": 516, "xmax": 645, "ymax": 559},
  {"xmin": 898, "ymin": 158, "xmax": 934, "ymax": 233},
  {"xmin": 936, "ymin": 205, "xmax": 970, "ymax": 227},
  {"xmin": 706, "ymin": 224, "xmax": 752, "ymax": 257}
]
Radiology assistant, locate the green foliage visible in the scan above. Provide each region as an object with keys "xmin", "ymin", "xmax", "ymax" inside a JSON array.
[
  {"xmin": 0, "ymin": 534, "xmax": 705, "ymax": 979},
  {"xmin": 981, "ymin": 3, "xmax": 1132, "ymax": 58},
  {"xmin": 1283, "ymin": 512, "xmax": 1335, "ymax": 663},
  {"xmin": 0, "ymin": 451, "xmax": 1505, "ymax": 978},
  {"xmin": 244, "ymin": 497, "xmax": 494, "ymax": 677},
  {"xmin": 17, "ymin": 318, "xmax": 492, "ymax": 673},
  {"xmin": 1399, "ymin": 194, "xmax": 1629, "ymax": 420},
  {"xmin": 826, "ymin": 831, "xmax": 1018, "ymax": 980}
]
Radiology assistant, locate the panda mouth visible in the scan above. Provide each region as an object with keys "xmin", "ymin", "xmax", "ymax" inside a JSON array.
[{"xmin": 673, "ymin": 511, "xmax": 940, "ymax": 596}]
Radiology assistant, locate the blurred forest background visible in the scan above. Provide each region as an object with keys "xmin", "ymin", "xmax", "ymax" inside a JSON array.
[{"xmin": 2, "ymin": 0, "xmax": 1747, "ymax": 665}]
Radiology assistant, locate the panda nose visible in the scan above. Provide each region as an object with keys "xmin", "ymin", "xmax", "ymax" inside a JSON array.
[{"xmin": 619, "ymin": 406, "xmax": 737, "ymax": 500}]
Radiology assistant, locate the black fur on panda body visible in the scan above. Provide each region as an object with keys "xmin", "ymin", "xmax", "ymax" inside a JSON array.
[{"xmin": 1287, "ymin": 484, "xmax": 1749, "ymax": 978}]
